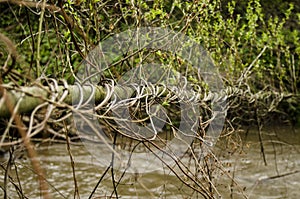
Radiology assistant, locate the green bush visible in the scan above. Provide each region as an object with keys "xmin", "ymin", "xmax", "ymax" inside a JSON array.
[{"xmin": 0, "ymin": 0, "xmax": 299, "ymax": 123}]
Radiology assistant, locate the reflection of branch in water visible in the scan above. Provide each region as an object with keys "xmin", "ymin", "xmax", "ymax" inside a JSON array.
[{"xmin": 259, "ymin": 170, "xmax": 300, "ymax": 182}]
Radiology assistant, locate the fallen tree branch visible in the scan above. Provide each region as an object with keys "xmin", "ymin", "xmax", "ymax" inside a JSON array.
[{"xmin": 0, "ymin": 0, "xmax": 60, "ymax": 12}]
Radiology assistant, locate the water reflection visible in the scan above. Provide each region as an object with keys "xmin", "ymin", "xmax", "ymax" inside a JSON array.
[{"xmin": 0, "ymin": 127, "xmax": 299, "ymax": 198}]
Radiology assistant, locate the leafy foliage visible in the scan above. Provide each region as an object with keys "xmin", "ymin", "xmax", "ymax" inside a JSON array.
[{"xmin": 0, "ymin": 0, "xmax": 299, "ymax": 123}]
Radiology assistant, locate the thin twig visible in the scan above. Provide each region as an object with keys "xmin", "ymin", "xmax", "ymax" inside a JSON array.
[
  {"xmin": 237, "ymin": 46, "xmax": 267, "ymax": 86},
  {"xmin": 65, "ymin": 121, "xmax": 80, "ymax": 199},
  {"xmin": 36, "ymin": 0, "xmax": 46, "ymax": 77},
  {"xmin": 88, "ymin": 166, "xmax": 110, "ymax": 199}
]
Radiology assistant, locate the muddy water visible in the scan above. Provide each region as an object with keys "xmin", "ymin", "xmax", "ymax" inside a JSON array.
[
  {"xmin": 0, "ymin": 127, "xmax": 299, "ymax": 198},
  {"xmin": 216, "ymin": 127, "xmax": 300, "ymax": 199}
]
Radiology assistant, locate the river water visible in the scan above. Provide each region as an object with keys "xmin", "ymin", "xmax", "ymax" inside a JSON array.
[
  {"xmin": 216, "ymin": 127, "xmax": 300, "ymax": 199},
  {"xmin": 0, "ymin": 127, "xmax": 299, "ymax": 198}
]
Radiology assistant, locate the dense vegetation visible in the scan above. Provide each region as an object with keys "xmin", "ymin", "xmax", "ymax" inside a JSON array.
[{"xmin": 1, "ymin": 0, "xmax": 299, "ymax": 126}]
